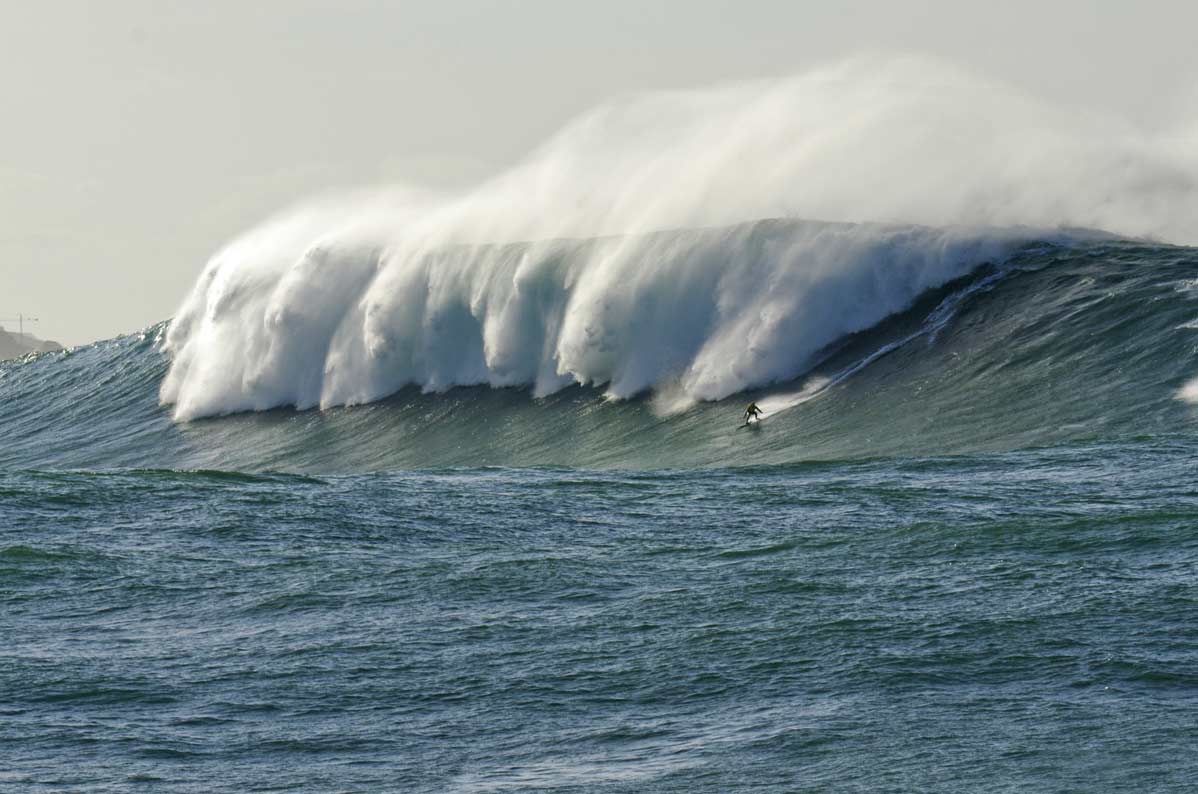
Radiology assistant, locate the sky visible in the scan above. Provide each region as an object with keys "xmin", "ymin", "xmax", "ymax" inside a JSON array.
[{"xmin": 2, "ymin": 0, "xmax": 1196, "ymax": 346}]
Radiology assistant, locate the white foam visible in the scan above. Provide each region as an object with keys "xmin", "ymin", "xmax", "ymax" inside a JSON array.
[{"xmin": 1176, "ymin": 379, "xmax": 1198, "ymax": 404}]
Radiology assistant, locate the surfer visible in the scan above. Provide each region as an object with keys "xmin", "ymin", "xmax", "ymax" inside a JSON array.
[{"xmin": 743, "ymin": 401, "xmax": 762, "ymax": 424}]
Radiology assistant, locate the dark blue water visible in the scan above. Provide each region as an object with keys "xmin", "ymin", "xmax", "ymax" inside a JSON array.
[
  {"xmin": 4, "ymin": 441, "xmax": 1197, "ymax": 792},
  {"xmin": 3, "ymin": 233, "xmax": 1198, "ymax": 791}
]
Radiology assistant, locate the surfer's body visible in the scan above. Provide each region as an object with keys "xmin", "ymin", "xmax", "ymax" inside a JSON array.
[{"xmin": 743, "ymin": 402, "xmax": 763, "ymax": 424}]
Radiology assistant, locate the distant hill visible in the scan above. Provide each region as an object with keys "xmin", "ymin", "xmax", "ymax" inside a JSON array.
[{"xmin": 0, "ymin": 328, "xmax": 64, "ymax": 361}]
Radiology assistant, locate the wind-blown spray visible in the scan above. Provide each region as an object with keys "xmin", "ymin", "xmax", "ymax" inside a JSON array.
[{"xmin": 160, "ymin": 55, "xmax": 1198, "ymax": 420}]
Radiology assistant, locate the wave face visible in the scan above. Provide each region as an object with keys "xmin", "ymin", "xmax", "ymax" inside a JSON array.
[{"xmin": 3, "ymin": 228, "xmax": 1198, "ymax": 472}]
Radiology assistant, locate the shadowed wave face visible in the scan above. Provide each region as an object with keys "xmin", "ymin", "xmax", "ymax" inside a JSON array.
[{"xmin": 2, "ymin": 220, "xmax": 1197, "ymax": 472}]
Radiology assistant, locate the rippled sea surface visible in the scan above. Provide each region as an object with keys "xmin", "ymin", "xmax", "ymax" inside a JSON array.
[{"xmin": 4, "ymin": 438, "xmax": 1196, "ymax": 792}]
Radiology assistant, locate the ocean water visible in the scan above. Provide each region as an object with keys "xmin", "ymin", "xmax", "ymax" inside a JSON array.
[
  {"xmin": 3, "ymin": 450, "xmax": 1197, "ymax": 792},
  {"xmin": 3, "ymin": 225, "xmax": 1198, "ymax": 791}
]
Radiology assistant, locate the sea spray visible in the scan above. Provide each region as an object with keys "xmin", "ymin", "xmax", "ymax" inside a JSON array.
[{"xmin": 156, "ymin": 54, "xmax": 1198, "ymax": 419}]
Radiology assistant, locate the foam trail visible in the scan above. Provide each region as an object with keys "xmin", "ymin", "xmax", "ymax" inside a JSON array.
[
  {"xmin": 1177, "ymin": 380, "xmax": 1198, "ymax": 404},
  {"xmin": 161, "ymin": 55, "xmax": 1198, "ymax": 420},
  {"xmin": 755, "ymin": 261, "xmax": 1015, "ymax": 417}
]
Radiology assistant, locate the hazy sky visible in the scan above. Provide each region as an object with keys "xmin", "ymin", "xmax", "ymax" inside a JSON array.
[{"xmin": 2, "ymin": 0, "xmax": 1196, "ymax": 345}]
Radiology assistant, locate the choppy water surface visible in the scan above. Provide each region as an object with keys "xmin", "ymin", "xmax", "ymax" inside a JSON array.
[{"xmin": 3, "ymin": 441, "xmax": 1197, "ymax": 792}]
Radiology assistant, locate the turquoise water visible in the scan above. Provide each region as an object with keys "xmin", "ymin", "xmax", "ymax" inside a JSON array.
[{"xmin": 3, "ymin": 232, "xmax": 1198, "ymax": 791}]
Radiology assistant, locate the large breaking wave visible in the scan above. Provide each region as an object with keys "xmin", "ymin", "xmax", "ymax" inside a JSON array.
[
  {"xmin": 159, "ymin": 55, "xmax": 1198, "ymax": 420},
  {"xmin": 5, "ymin": 55, "xmax": 1198, "ymax": 472},
  {"xmin": 3, "ymin": 232, "xmax": 1198, "ymax": 471}
]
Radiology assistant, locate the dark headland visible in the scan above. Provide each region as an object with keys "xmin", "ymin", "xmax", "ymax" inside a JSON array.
[{"xmin": 0, "ymin": 327, "xmax": 63, "ymax": 361}]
